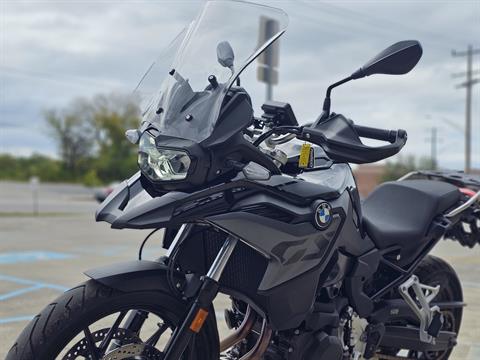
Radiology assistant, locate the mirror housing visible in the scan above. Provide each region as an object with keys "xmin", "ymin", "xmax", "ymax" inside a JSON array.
[
  {"xmin": 351, "ymin": 40, "xmax": 422, "ymax": 79},
  {"xmin": 216, "ymin": 41, "xmax": 235, "ymax": 70},
  {"xmin": 316, "ymin": 40, "xmax": 423, "ymax": 124}
]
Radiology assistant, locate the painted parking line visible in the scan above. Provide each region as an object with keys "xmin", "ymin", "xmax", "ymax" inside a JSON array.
[
  {"xmin": 0, "ymin": 274, "xmax": 68, "ymax": 303},
  {"xmin": 0, "ymin": 274, "xmax": 68, "ymax": 291},
  {"xmin": 0, "ymin": 315, "xmax": 35, "ymax": 324},
  {"xmin": 0, "ymin": 285, "xmax": 44, "ymax": 301},
  {"xmin": 0, "ymin": 275, "xmax": 68, "ymax": 325},
  {"xmin": 467, "ymin": 345, "xmax": 480, "ymax": 360},
  {"xmin": 0, "ymin": 251, "xmax": 75, "ymax": 264},
  {"xmin": 461, "ymin": 280, "xmax": 480, "ymax": 290}
]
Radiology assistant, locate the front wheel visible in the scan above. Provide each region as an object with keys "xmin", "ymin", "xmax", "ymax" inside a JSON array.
[{"xmin": 6, "ymin": 279, "xmax": 219, "ymax": 360}]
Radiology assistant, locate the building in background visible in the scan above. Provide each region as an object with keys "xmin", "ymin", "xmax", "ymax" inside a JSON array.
[{"xmin": 353, "ymin": 165, "xmax": 384, "ymax": 198}]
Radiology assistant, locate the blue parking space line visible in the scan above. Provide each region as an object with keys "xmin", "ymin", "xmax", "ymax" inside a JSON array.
[
  {"xmin": 0, "ymin": 315, "xmax": 34, "ymax": 324},
  {"xmin": 0, "ymin": 285, "xmax": 43, "ymax": 301},
  {"xmin": 0, "ymin": 251, "xmax": 75, "ymax": 264},
  {"xmin": 467, "ymin": 345, "xmax": 480, "ymax": 360},
  {"xmin": 461, "ymin": 280, "xmax": 480, "ymax": 289},
  {"xmin": 0, "ymin": 274, "xmax": 68, "ymax": 292},
  {"xmin": 0, "ymin": 274, "xmax": 40, "ymax": 286}
]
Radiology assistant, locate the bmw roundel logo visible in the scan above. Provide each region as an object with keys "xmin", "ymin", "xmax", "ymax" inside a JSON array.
[{"xmin": 314, "ymin": 201, "xmax": 332, "ymax": 229}]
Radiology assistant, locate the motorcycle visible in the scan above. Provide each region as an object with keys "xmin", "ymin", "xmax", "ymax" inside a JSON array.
[{"xmin": 8, "ymin": 1, "xmax": 480, "ymax": 359}]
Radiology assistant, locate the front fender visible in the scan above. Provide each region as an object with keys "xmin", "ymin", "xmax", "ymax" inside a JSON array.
[
  {"xmin": 84, "ymin": 260, "xmax": 220, "ymax": 354},
  {"xmin": 84, "ymin": 260, "xmax": 184, "ymax": 293}
]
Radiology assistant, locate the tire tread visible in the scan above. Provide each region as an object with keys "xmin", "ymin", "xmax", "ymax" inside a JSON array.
[{"xmin": 6, "ymin": 279, "xmax": 218, "ymax": 360}]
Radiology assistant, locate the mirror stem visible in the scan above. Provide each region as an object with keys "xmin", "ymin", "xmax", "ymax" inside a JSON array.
[{"xmin": 321, "ymin": 75, "xmax": 353, "ymax": 120}]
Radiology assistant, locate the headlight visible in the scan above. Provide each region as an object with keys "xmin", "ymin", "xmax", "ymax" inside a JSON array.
[{"xmin": 138, "ymin": 132, "xmax": 191, "ymax": 181}]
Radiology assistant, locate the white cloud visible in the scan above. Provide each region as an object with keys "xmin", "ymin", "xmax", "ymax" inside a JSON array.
[{"xmin": 1, "ymin": 0, "xmax": 479, "ymax": 169}]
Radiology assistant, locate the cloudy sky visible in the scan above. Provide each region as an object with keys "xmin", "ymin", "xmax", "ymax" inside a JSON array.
[{"xmin": 1, "ymin": 0, "xmax": 479, "ymax": 170}]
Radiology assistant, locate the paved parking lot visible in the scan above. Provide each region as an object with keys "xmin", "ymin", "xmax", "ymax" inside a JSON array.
[
  {"xmin": 0, "ymin": 181, "xmax": 479, "ymax": 358},
  {"xmin": 0, "ymin": 181, "xmax": 233, "ymax": 357}
]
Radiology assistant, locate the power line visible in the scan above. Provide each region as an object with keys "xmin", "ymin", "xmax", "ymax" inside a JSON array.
[
  {"xmin": 440, "ymin": 117, "xmax": 464, "ymax": 135},
  {"xmin": 296, "ymin": 0, "xmax": 468, "ymax": 48},
  {"xmin": 0, "ymin": 65, "xmax": 128, "ymax": 90},
  {"xmin": 452, "ymin": 45, "xmax": 480, "ymax": 174},
  {"xmin": 425, "ymin": 114, "xmax": 466, "ymax": 167},
  {"xmin": 452, "ymin": 69, "xmax": 480, "ymax": 78}
]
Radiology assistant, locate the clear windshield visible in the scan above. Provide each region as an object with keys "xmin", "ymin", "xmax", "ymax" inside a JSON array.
[{"xmin": 135, "ymin": 0, "xmax": 288, "ymax": 142}]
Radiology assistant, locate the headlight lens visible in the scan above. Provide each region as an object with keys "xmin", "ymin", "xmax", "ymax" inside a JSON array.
[{"xmin": 138, "ymin": 132, "xmax": 191, "ymax": 181}]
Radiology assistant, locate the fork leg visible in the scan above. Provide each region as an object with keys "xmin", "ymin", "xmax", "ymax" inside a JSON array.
[{"xmin": 163, "ymin": 235, "xmax": 238, "ymax": 360}]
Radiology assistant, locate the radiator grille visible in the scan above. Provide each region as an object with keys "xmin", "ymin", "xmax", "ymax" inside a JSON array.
[{"xmin": 178, "ymin": 228, "xmax": 268, "ymax": 298}]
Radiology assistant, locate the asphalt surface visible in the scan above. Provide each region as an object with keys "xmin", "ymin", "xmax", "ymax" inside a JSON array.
[{"xmin": 0, "ymin": 181, "xmax": 479, "ymax": 359}]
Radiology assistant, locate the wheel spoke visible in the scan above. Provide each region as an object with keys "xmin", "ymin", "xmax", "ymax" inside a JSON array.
[
  {"xmin": 83, "ymin": 327, "xmax": 100, "ymax": 360},
  {"xmin": 98, "ymin": 310, "xmax": 128, "ymax": 354},
  {"xmin": 145, "ymin": 322, "xmax": 170, "ymax": 347}
]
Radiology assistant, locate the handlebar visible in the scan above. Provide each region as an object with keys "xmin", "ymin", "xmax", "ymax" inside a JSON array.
[
  {"xmin": 298, "ymin": 114, "xmax": 408, "ymax": 164},
  {"xmin": 251, "ymin": 114, "xmax": 407, "ymax": 164},
  {"xmin": 353, "ymin": 124, "xmax": 406, "ymax": 144}
]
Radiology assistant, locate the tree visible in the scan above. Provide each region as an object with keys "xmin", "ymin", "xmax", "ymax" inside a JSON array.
[
  {"xmin": 44, "ymin": 93, "xmax": 141, "ymax": 184},
  {"xmin": 382, "ymin": 155, "xmax": 437, "ymax": 182},
  {"xmin": 91, "ymin": 94, "xmax": 140, "ymax": 182},
  {"xmin": 0, "ymin": 154, "xmax": 63, "ymax": 182},
  {"xmin": 44, "ymin": 98, "xmax": 96, "ymax": 178}
]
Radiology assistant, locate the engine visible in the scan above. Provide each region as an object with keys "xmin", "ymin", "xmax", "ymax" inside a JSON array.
[
  {"xmin": 225, "ymin": 298, "xmax": 350, "ymax": 360},
  {"xmin": 266, "ymin": 330, "xmax": 344, "ymax": 360}
]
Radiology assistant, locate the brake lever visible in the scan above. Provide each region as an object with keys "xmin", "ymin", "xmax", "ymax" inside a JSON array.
[{"xmin": 253, "ymin": 126, "xmax": 303, "ymax": 147}]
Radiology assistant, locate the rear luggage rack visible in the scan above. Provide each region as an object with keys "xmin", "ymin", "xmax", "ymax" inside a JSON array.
[
  {"xmin": 398, "ymin": 170, "xmax": 480, "ymax": 218},
  {"xmin": 445, "ymin": 190, "xmax": 480, "ymax": 217},
  {"xmin": 398, "ymin": 170, "xmax": 480, "ymax": 190}
]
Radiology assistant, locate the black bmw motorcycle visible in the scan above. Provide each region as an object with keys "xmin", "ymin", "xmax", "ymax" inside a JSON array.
[{"xmin": 8, "ymin": 1, "xmax": 480, "ymax": 359}]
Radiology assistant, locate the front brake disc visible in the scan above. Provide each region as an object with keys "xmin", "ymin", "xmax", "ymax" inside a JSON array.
[
  {"xmin": 103, "ymin": 343, "xmax": 163, "ymax": 360},
  {"xmin": 63, "ymin": 327, "xmax": 141, "ymax": 359}
]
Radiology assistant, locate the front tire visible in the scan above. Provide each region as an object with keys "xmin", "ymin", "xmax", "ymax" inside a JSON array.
[{"xmin": 6, "ymin": 279, "xmax": 219, "ymax": 360}]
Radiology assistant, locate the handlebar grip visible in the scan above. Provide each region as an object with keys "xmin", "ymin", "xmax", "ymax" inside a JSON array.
[
  {"xmin": 354, "ymin": 125, "xmax": 402, "ymax": 143},
  {"xmin": 298, "ymin": 122, "xmax": 408, "ymax": 164}
]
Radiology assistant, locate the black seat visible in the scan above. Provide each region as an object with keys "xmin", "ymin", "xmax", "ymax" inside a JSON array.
[{"xmin": 362, "ymin": 180, "xmax": 460, "ymax": 249}]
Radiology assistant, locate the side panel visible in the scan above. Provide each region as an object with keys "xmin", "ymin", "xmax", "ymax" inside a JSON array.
[
  {"xmin": 174, "ymin": 223, "xmax": 342, "ymax": 330},
  {"xmin": 204, "ymin": 187, "xmax": 375, "ymax": 330},
  {"xmin": 206, "ymin": 212, "xmax": 342, "ymax": 291}
]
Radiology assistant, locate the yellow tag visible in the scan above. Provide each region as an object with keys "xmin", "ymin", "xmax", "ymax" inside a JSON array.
[{"xmin": 298, "ymin": 143, "xmax": 311, "ymax": 168}]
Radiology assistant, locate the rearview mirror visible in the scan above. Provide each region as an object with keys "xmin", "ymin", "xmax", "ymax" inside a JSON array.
[
  {"xmin": 351, "ymin": 40, "xmax": 422, "ymax": 79},
  {"xmin": 216, "ymin": 41, "xmax": 235, "ymax": 70},
  {"xmin": 318, "ymin": 40, "xmax": 423, "ymax": 122}
]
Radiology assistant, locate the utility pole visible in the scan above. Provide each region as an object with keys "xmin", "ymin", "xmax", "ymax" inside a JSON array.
[
  {"xmin": 425, "ymin": 125, "xmax": 439, "ymax": 170},
  {"xmin": 452, "ymin": 45, "xmax": 480, "ymax": 173},
  {"xmin": 431, "ymin": 127, "xmax": 437, "ymax": 169},
  {"xmin": 257, "ymin": 17, "xmax": 280, "ymax": 102}
]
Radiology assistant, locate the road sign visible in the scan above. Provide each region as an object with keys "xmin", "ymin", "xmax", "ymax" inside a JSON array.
[
  {"xmin": 257, "ymin": 16, "xmax": 280, "ymax": 89},
  {"xmin": 29, "ymin": 176, "xmax": 39, "ymax": 215}
]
